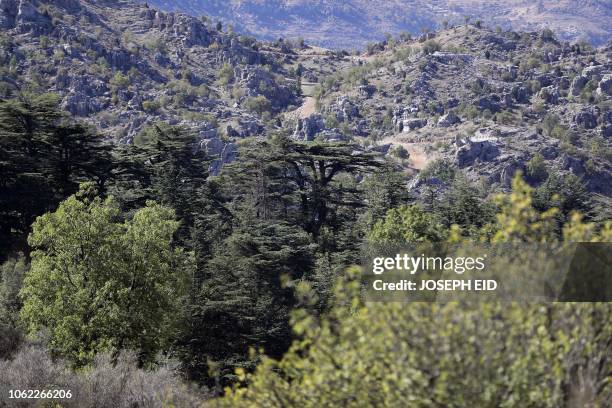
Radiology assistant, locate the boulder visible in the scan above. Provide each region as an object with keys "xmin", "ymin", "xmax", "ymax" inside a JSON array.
[
  {"xmin": 512, "ymin": 86, "xmax": 530, "ymax": 103},
  {"xmin": 154, "ymin": 52, "xmax": 171, "ymax": 67},
  {"xmin": 317, "ymin": 129, "xmax": 348, "ymax": 142},
  {"xmin": 16, "ymin": 0, "xmax": 39, "ymax": 23},
  {"xmin": 538, "ymin": 86, "xmax": 560, "ymax": 104},
  {"xmin": 352, "ymin": 119, "xmax": 369, "ymax": 136},
  {"xmin": 201, "ymin": 137, "xmax": 224, "ymax": 156},
  {"xmin": 539, "ymin": 145, "xmax": 559, "ymax": 160},
  {"xmin": 506, "ymin": 65, "xmax": 519, "ymax": 81},
  {"xmin": 437, "ymin": 112, "xmax": 460, "ymax": 127},
  {"xmin": 237, "ymin": 119, "xmax": 264, "ymax": 137},
  {"xmin": 327, "ymin": 96, "xmax": 359, "ymax": 122},
  {"xmin": 561, "ymin": 154, "xmax": 586, "ymax": 177},
  {"xmin": 240, "ymin": 66, "xmax": 294, "ymax": 109},
  {"xmin": 535, "ymin": 73, "xmax": 554, "ymax": 88},
  {"xmin": 500, "ymin": 161, "xmax": 524, "ymax": 188},
  {"xmin": 476, "ymin": 95, "xmax": 501, "ymax": 113},
  {"xmin": 597, "ymin": 74, "xmax": 612, "ymax": 97},
  {"xmin": 573, "ymin": 107, "xmax": 599, "ymax": 129},
  {"xmin": 570, "ymin": 75, "xmax": 588, "ymax": 96},
  {"xmin": 431, "ymin": 51, "xmax": 473, "ymax": 64},
  {"xmin": 368, "ymin": 144, "xmax": 392, "ymax": 155},
  {"xmin": 62, "ymin": 93, "xmax": 103, "ymax": 117},
  {"xmin": 557, "ymin": 76, "xmax": 571, "ymax": 90},
  {"xmin": 455, "ymin": 140, "xmax": 500, "ymax": 167},
  {"xmin": 106, "ymin": 48, "xmax": 133, "ymax": 70},
  {"xmin": 55, "ymin": 71, "xmax": 70, "ymax": 90},
  {"xmin": 582, "ymin": 65, "xmax": 607, "ymax": 81},
  {"xmin": 198, "ymin": 128, "xmax": 217, "ymax": 140},
  {"xmin": 446, "ymin": 97, "xmax": 459, "ymax": 108},
  {"xmin": 410, "ymin": 73, "xmax": 434, "ymax": 99},
  {"xmin": 127, "ymin": 96, "xmax": 142, "ymax": 111},
  {"xmin": 294, "ymin": 114, "xmax": 325, "ymax": 141},
  {"xmin": 402, "ymin": 118, "xmax": 427, "ymax": 131},
  {"xmin": 208, "ymin": 142, "xmax": 237, "ymax": 175},
  {"xmin": 117, "ymin": 89, "xmax": 132, "ymax": 102},
  {"xmin": 226, "ymin": 125, "xmax": 239, "ymax": 138},
  {"xmin": 501, "ymin": 92, "xmax": 513, "ymax": 108}
]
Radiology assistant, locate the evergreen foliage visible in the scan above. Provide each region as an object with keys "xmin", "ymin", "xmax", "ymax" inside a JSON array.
[
  {"xmin": 0, "ymin": 93, "xmax": 610, "ymax": 406},
  {"xmin": 0, "ymin": 94, "xmax": 112, "ymax": 259},
  {"xmin": 219, "ymin": 174, "xmax": 612, "ymax": 407}
]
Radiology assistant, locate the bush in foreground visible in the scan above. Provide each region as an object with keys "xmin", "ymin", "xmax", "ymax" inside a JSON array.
[{"xmin": 0, "ymin": 345, "xmax": 209, "ymax": 407}]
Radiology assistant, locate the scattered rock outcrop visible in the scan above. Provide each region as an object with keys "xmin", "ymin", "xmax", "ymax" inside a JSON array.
[
  {"xmin": 239, "ymin": 66, "xmax": 296, "ymax": 109},
  {"xmin": 437, "ymin": 112, "xmax": 460, "ymax": 127},
  {"xmin": 597, "ymin": 74, "xmax": 612, "ymax": 97},
  {"xmin": 574, "ymin": 107, "xmax": 599, "ymax": 129},
  {"xmin": 326, "ymin": 96, "xmax": 359, "ymax": 122},
  {"xmin": 293, "ymin": 114, "xmax": 326, "ymax": 141},
  {"xmin": 455, "ymin": 139, "xmax": 501, "ymax": 167}
]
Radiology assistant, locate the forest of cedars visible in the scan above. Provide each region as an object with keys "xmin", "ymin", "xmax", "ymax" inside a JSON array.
[{"xmin": 0, "ymin": 93, "xmax": 611, "ymax": 407}]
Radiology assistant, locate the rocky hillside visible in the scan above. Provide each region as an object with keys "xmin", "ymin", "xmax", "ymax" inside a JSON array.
[
  {"xmin": 144, "ymin": 0, "xmax": 612, "ymax": 49},
  {"xmin": 0, "ymin": 0, "xmax": 313, "ymax": 171},
  {"xmin": 1, "ymin": 0, "xmax": 611, "ymax": 203},
  {"xmin": 293, "ymin": 26, "xmax": 611, "ymax": 202}
]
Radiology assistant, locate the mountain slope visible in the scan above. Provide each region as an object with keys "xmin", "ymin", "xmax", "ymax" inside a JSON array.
[
  {"xmin": 1, "ymin": 0, "xmax": 610, "ymax": 197},
  {"xmin": 144, "ymin": 0, "xmax": 612, "ymax": 49}
]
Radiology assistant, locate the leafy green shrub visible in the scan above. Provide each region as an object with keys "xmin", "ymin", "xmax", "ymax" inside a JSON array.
[
  {"xmin": 392, "ymin": 145, "xmax": 409, "ymax": 160},
  {"xmin": 369, "ymin": 204, "xmax": 445, "ymax": 244},
  {"xmin": 218, "ymin": 63, "xmax": 234, "ymax": 86},
  {"xmin": 458, "ymin": 103, "xmax": 479, "ymax": 120},
  {"xmin": 243, "ymin": 95, "xmax": 271, "ymax": 115},
  {"xmin": 580, "ymin": 79, "xmax": 598, "ymax": 102},
  {"xmin": 422, "ymin": 40, "xmax": 441, "ymax": 55},
  {"xmin": 0, "ymin": 255, "xmax": 27, "ymax": 359},
  {"xmin": 495, "ymin": 110, "xmax": 515, "ymax": 125},
  {"xmin": 145, "ymin": 37, "xmax": 168, "ymax": 55},
  {"xmin": 109, "ymin": 72, "xmax": 130, "ymax": 90},
  {"xmin": 142, "ymin": 100, "xmax": 161, "ymax": 113},
  {"xmin": 527, "ymin": 153, "xmax": 548, "ymax": 182}
]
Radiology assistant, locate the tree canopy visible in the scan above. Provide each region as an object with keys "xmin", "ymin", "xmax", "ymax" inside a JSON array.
[{"xmin": 20, "ymin": 185, "xmax": 188, "ymax": 366}]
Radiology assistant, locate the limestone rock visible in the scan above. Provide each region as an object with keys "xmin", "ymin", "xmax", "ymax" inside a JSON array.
[
  {"xmin": 597, "ymin": 74, "xmax": 612, "ymax": 97},
  {"xmin": 62, "ymin": 93, "xmax": 103, "ymax": 117},
  {"xmin": 326, "ymin": 96, "xmax": 359, "ymax": 122},
  {"xmin": 437, "ymin": 112, "xmax": 460, "ymax": 127},
  {"xmin": 358, "ymin": 84, "xmax": 376, "ymax": 98},
  {"xmin": 570, "ymin": 75, "xmax": 588, "ymax": 96},
  {"xmin": 500, "ymin": 161, "xmax": 524, "ymax": 187},
  {"xmin": 293, "ymin": 114, "xmax": 325, "ymax": 141},
  {"xmin": 455, "ymin": 140, "xmax": 500, "ymax": 167},
  {"xmin": 402, "ymin": 118, "xmax": 427, "ymax": 131},
  {"xmin": 476, "ymin": 95, "xmax": 501, "ymax": 113},
  {"xmin": 573, "ymin": 107, "xmax": 599, "ymax": 129},
  {"xmin": 538, "ymin": 86, "xmax": 560, "ymax": 104}
]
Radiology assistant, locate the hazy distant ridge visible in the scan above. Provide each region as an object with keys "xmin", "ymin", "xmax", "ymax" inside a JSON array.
[{"xmin": 144, "ymin": 0, "xmax": 612, "ymax": 48}]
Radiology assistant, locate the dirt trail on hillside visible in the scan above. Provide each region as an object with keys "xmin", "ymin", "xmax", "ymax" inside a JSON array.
[
  {"xmin": 285, "ymin": 80, "xmax": 318, "ymax": 120},
  {"xmin": 294, "ymin": 97, "xmax": 316, "ymax": 118},
  {"xmin": 381, "ymin": 135, "xmax": 436, "ymax": 171}
]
